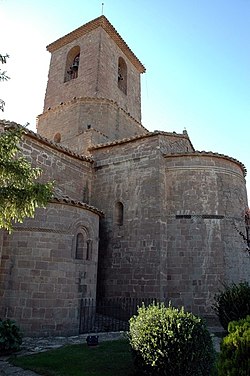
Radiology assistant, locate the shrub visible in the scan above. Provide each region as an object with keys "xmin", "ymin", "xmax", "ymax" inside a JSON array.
[
  {"xmin": 0, "ymin": 318, "xmax": 22, "ymax": 354},
  {"xmin": 129, "ymin": 302, "xmax": 216, "ymax": 376},
  {"xmin": 217, "ymin": 316, "xmax": 250, "ymax": 376},
  {"xmin": 212, "ymin": 282, "xmax": 250, "ymax": 330}
]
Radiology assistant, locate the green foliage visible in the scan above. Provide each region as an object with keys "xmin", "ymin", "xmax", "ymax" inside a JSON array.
[
  {"xmin": 0, "ymin": 54, "xmax": 9, "ymax": 65},
  {"xmin": 0, "ymin": 126, "xmax": 54, "ymax": 232},
  {"xmin": 0, "ymin": 53, "xmax": 9, "ymax": 82},
  {"xmin": 129, "ymin": 302, "xmax": 216, "ymax": 376},
  {"xmin": 0, "ymin": 318, "xmax": 23, "ymax": 354},
  {"xmin": 212, "ymin": 282, "xmax": 250, "ymax": 330},
  {"xmin": 0, "ymin": 53, "xmax": 10, "ymax": 112},
  {"xmin": 217, "ymin": 316, "xmax": 250, "ymax": 376}
]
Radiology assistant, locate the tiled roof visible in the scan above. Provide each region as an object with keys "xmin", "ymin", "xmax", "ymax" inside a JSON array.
[
  {"xmin": 47, "ymin": 16, "xmax": 146, "ymax": 73},
  {"xmin": 52, "ymin": 193, "xmax": 104, "ymax": 217},
  {"xmin": 88, "ymin": 130, "xmax": 190, "ymax": 150},
  {"xmin": 163, "ymin": 151, "xmax": 247, "ymax": 176},
  {"xmin": 1, "ymin": 120, "xmax": 93, "ymax": 163}
]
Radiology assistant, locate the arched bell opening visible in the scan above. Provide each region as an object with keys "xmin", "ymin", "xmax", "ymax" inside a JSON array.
[
  {"xmin": 118, "ymin": 57, "xmax": 127, "ymax": 95},
  {"xmin": 64, "ymin": 46, "xmax": 80, "ymax": 82}
]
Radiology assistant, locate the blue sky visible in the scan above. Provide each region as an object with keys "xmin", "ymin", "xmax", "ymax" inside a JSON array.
[{"xmin": 1, "ymin": 0, "xmax": 250, "ymax": 202}]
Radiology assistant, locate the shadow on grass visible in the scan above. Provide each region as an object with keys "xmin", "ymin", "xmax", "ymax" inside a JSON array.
[{"xmin": 10, "ymin": 339, "xmax": 135, "ymax": 376}]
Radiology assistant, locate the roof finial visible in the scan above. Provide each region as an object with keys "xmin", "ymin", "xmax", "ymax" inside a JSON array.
[{"xmin": 101, "ymin": 2, "xmax": 104, "ymax": 15}]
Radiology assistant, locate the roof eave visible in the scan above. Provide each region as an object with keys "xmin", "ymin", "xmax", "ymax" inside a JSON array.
[
  {"xmin": 46, "ymin": 16, "xmax": 146, "ymax": 73},
  {"xmin": 163, "ymin": 151, "xmax": 247, "ymax": 177}
]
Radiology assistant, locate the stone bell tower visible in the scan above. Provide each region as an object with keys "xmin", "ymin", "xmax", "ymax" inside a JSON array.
[{"xmin": 37, "ymin": 16, "xmax": 147, "ymax": 154}]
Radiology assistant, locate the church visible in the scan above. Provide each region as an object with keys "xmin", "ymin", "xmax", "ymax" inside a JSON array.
[{"xmin": 0, "ymin": 16, "xmax": 249, "ymax": 336}]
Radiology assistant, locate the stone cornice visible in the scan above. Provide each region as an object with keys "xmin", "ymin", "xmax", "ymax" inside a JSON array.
[
  {"xmin": 163, "ymin": 151, "xmax": 247, "ymax": 177},
  {"xmin": 46, "ymin": 15, "xmax": 146, "ymax": 73},
  {"xmin": 37, "ymin": 96, "xmax": 148, "ymax": 132}
]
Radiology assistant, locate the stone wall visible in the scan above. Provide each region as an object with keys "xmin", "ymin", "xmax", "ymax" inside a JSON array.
[
  {"xmin": 92, "ymin": 135, "xmax": 163, "ymax": 299},
  {"xmin": 39, "ymin": 25, "xmax": 142, "ymax": 138},
  {"xmin": 0, "ymin": 126, "xmax": 101, "ymax": 336},
  {"xmin": 37, "ymin": 21, "xmax": 145, "ymax": 150},
  {"xmin": 97, "ymin": 28, "xmax": 142, "ymax": 121},
  {"xmin": 21, "ymin": 133, "xmax": 93, "ymax": 202},
  {"xmin": 91, "ymin": 134, "xmax": 249, "ymax": 318},
  {"xmin": 91, "ymin": 132, "xmax": 194, "ymax": 300},
  {"xmin": 37, "ymin": 98, "xmax": 147, "ymax": 154},
  {"xmin": 0, "ymin": 203, "xmax": 99, "ymax": 336},
  {"xmin": 1, "ymin": 14, "xmax": 249, "ymax": 337},
  {"xmin": 43, "ymin": 27, "xmax": 101, "ymax": 111},
  {"xmin": 162, "ymin": 153, "xmax": 249, "ymax": 317}
]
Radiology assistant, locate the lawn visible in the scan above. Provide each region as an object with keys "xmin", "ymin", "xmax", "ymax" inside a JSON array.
[{"xmin": 10, "ymin": 339, "xmax": 134, "ymax": 376}]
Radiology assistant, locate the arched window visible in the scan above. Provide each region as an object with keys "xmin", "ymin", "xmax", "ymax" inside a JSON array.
[
  {"xmin": 115, "ymin": 201, "xmax": 124, "ymax": 226},
  {"xmin": 118, "ymin": 57, "xmax": 127, "ymax": 95},
  {"xmin": 65, "ymin": 46, "xmax": 80, "ymax": 82},
  {"xmin": 53, "ymin": 132, "xmax": 61, "ymax": 143},
  {"xmin": 75, "ymin": 233, "xmax": 84, "ymax": 259},
  {"xmin": 75, "ymin": 228, "xmax": 92, "ymax": 260}
]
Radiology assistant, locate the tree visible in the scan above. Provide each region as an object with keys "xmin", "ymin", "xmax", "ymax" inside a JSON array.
[
  {"xmin": 233, "ymin": 209, "xmax": 250, "ymax": 255},
  {"xmin": 0, "ymin": 53, "xmax": 10, "ymax": 111},
  {"xmin": 0, "ymin": 125, "xmax": 53, "ymax": 232}
]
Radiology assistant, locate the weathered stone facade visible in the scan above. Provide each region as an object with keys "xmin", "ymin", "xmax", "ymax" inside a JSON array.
[
  {"xmin": 0, "ymin": 203, "xmax": 99, "ymax": 336},
  {"xmin": 0, "ymin": 15, "xmax": 249, "ymax": 336},
  {"xmin": 91, "ymin": 134, "xmax": 249, "ymax": 318}
]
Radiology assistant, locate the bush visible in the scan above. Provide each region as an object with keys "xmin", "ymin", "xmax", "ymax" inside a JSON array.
[
  {"xmin": 217, "ymin": 316, "xmax": 250, "ymax": 376},
  {"xmin": 0, "ymin": 318, "xmax": 22, "ymax": 354},
  {"xmin": 212, "ymin": 282, "xmax": 250, "ymax": 330},
  {"xmin": 129, "ymin": 302, "xmax": 216, "ymax": 376}
]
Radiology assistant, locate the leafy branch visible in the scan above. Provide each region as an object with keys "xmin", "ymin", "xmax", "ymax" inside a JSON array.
[
  {"xmin": 0, "ymin": 53, "xmax": 10, "ymax": 111},
  {"xmin": 0, "ymin": 54, "xmax": 9, "ymax": 64},
  {"xmin": 0, "ymin": 126, "xmax": 54, "ymax": 232},
  {"xmin": 233, "ymin": 209, "xmax": 250, "ymax": 255}
]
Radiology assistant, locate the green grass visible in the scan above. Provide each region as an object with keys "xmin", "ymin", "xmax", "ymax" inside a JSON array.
[{"xmin": 10, "ymin": 339, "xmax": 134, "ymax": 376}]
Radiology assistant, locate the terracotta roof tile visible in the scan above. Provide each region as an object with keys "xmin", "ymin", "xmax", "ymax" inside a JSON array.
[
  {"xmin": 88, "ymin": 130, "xmax": 190, "ymax": 150},
  {"xmin": 52, "ymin": 189, "xmax": 104, "ymax": 216},
  {"xmin": 47, "ymin": 16, "xmax": 146, "ymax": 73},
  {"xmin": 1, "ymin": 121, "xmax": 93, "ymax": 163}
]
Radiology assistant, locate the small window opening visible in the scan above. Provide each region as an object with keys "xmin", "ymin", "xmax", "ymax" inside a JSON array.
[
  {"xmin": 118, "ymin": 57, "xmax": 127, "ymax": 95},
  {"xmin": 115, "ymin": 202, "xmax": 124, "ymax": 226},
  {"xmin": 87, "ymin": 124, "xmax": 91, "ymax": 129},
  {"xmin": 53, "ymin": 132, "xmax": 61, "ymax": 143},
  {"xmin": 76, "ymin": 233, "xmax": 84, "ymax": 259}
]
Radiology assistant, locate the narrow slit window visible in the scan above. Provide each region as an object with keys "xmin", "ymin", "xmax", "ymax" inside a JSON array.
[
  {"xmin": 75, "ymin": 233, "xmax": 84, "ymax": 259},
  {"xmin": 115, "ymin": 202, "xmax": 124, "ymax": 226},
  {"xmin": 86, "ymin": 240, "xmax": 92, "ymax": 260}
]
